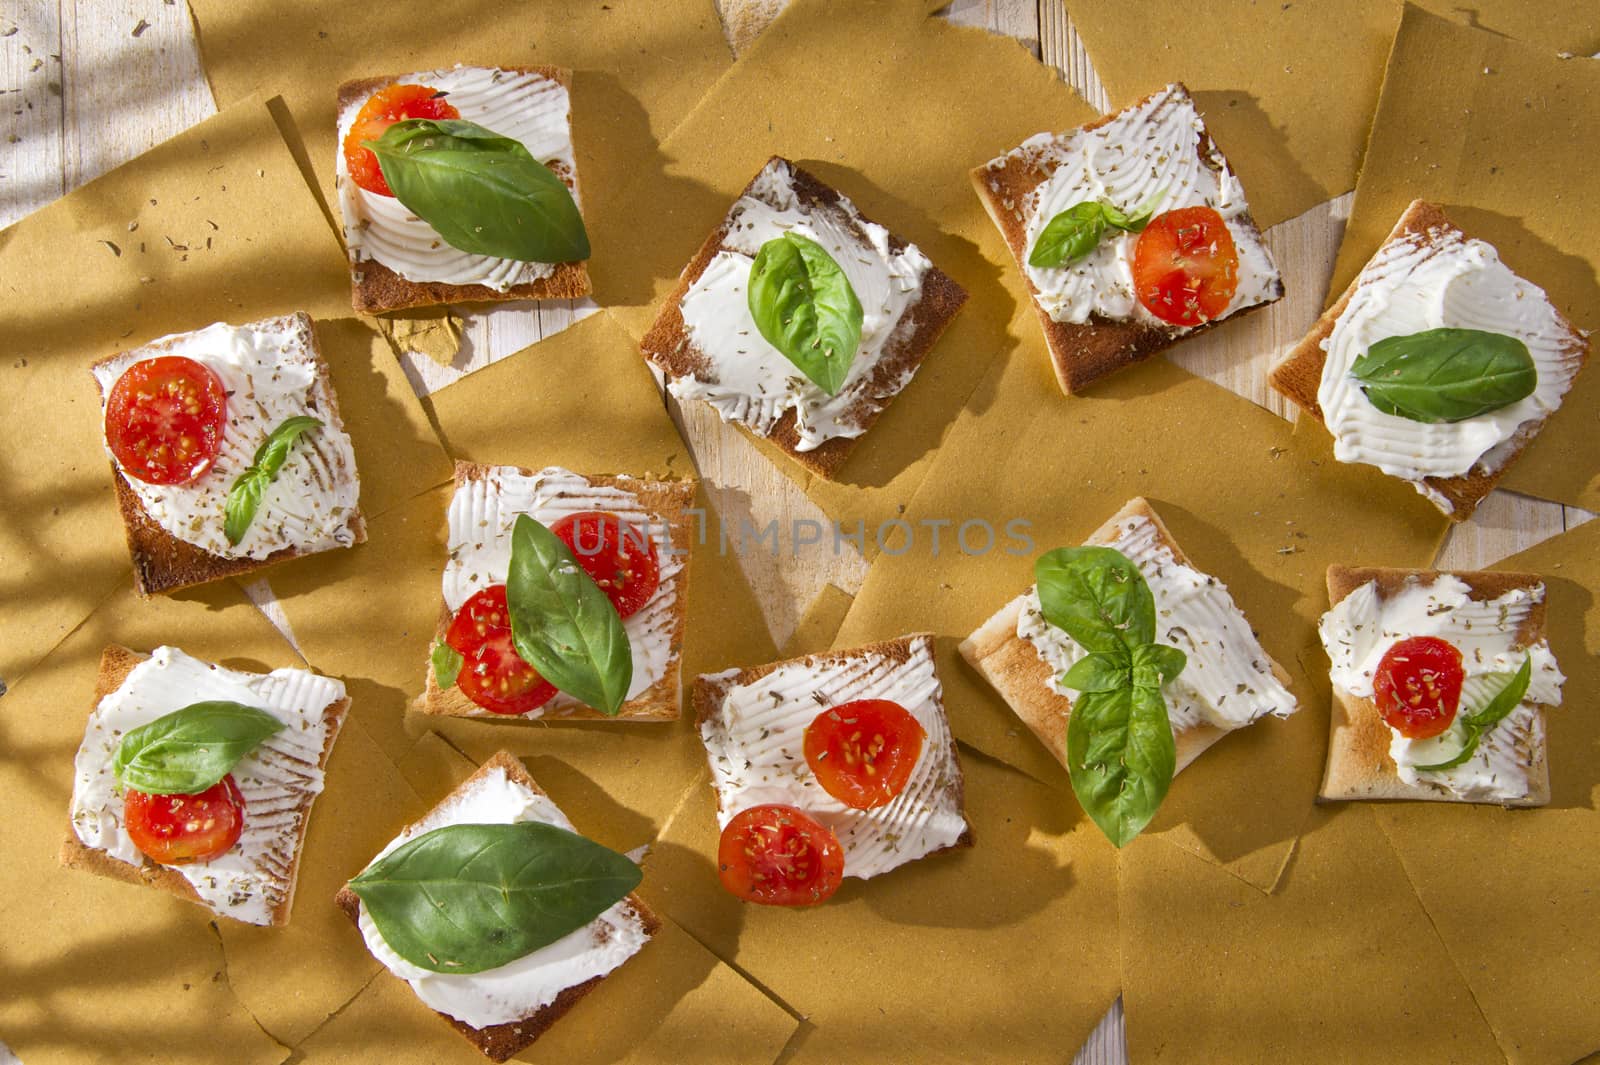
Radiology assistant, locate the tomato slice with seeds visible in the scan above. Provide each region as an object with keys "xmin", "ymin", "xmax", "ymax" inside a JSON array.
[
  {"xmin": 549, "ymin": 511, "xmax": 661, "ymax": 620},
  {"xmin": 124, "ymin": 774, "xmax": 245, "ymax": 865},
  {"xmin": 803, "ymin": 699, "xmax": 925, "ymax": 810},
  {"xmin": 1131, "ymin": 205, "xmax": 1241, "ymax": 327},
  {"xmin": 445, "ymin": 584, "xmax": 558, "ymax": 716},
  {"xmin": 104, "ymin": 355, "xmax": 228, "ymax": 486},
  {"xmin": 1373, "ymin": 635, "xmax": 1465, "ymax": 740},
  {"xmin": 717, "ymin": 804, "xmax": 845, "ymax": 907},
  {"xmin": 342, "ymin": 82, "xmax": 461, "ymax": 197}
]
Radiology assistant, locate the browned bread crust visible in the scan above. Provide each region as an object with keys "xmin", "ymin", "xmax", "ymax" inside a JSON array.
[
  {"xmin": 959, "ymin": 497, "xmax": 1293, "ymax": 776},
  {"xmin": 1318, "ymin": 565, "xmax": 1552, "ymax": 807},
  {"xmin": 336, "ymin": 67, "xmax": 591, "ymax": 315},
  {"xmin": 970, "ymin": 84, "xmax": 1282, "ymax": 395},
  {"xmin": 91, "ymin": 312, "xmax": 368, "ymax": 597},
  {"xmin": 416, "ymin": 461, "xmax": 695, "ymax": 721},
  {"xmin": 1268, "ymin": 199, "xmax": 1591, "ymax": 522},
  {"xmin": 334, "ymin": 750, "xmax": 662, "ymax": 1063},
  {"xmin": 639, "ymin": 156, "xmax": 968, "ymax": 480},
  {"xmin": 691, "ymin": 633, "xmax": 974, "ymax": 856},
  {"xmin": 59, "ymin": 644, "xmax": 352, "ymax": 927}
]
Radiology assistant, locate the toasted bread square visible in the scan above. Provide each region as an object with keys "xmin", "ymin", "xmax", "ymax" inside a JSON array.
[
  {"xmin": 971, "ymin": 83, "xmax": 1282, "ymax": 395},
  {"xmin": 640, "ymin": 156, "xmax": 967, "ymax": 480},
  {"xmin": 336, "ymin": 751, "xmax": 662, "ymax": 1063},
  {"xmin": 693, "ymin": 633, "xmax": 973, "ymax": 878},
  {"xmin": 417, "ymin": 461, "xmax": 695, "ymax": 721},
  {"xmin": 336, "ymin": 66, "xmax": 591, "ymax": 315},
  {"xmin": 61, "ymin": 644, "xmax": 351, "ymax": 927},
  {"xmin": 1318, "ymin": 566, "xmax": 1553, "ymax": 807},
  {"xmin": 1268, "ymin": 200, "xmax": 1590, "ymax": 521},
  {"xmin": 90, "ymin": 312, "xmax": 368, "ymax": 597},
  {"xmin": 960, "ymin": 497, "xmax": 1295, "ymax": 776}
]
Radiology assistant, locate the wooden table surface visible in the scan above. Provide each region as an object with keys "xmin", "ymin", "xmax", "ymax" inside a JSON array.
[{"xmin": 2, "ymin": 2, "xmax": 1591, "ymax": 1063}]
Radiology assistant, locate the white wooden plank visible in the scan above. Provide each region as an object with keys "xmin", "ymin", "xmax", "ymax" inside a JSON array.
[
  {"xmin": 943, "ymin": 0, "xmax": 1041, "ymax": 57},
  {"xmin": 0, "ymin": 2, "xmax": 65, "ymax": 228}
]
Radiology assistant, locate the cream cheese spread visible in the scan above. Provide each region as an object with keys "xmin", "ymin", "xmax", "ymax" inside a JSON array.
[
  {"xmin": 94, "ymin": 317, "xmax": 361, "ymax": 561},
  {"xmin": 336, "ymin": 65, "xmax": 578, "ymax": 290},
  {"xmin": 1316, "ymin": 226, "xmax": 1584, "ymax": 507},
  {"xmin": 1319, "ymin": 574, "xmax": 1565, "ymax": 802},
  {"xmin": 442, "ymin": 466, "xmax": 682, "ymax": 715},
  {"xmin": 1000, "ymin": 83, "xmax": 1280, "ymax": 327},
  {"xmin": 69, "ymin": 646, "xmax": 344, "ymax": 926},
  {"xmin": 355, "ymin": 766, "xmax": 650, "ymax": 1029},
  {"xmin": 674, "ymin": 157, "xmax": 933, "ymax": 451},
  {"xmin": 1017, "ymin": 515, "xmax": 1297, "ymax": 735},
  {"xmin": 698, "ymin": 635, "xmax": 968, "ymax": 879}
]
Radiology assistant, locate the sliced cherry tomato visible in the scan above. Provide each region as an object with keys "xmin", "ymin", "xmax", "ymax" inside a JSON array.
[
  {"xmin": 1373, "ymin": 635, "xmax": 1465, "ymax": 740},
  {"xmin": 1131, "ymin": 205, "xmax": 1241, "ymax": 327},
  {"xmin": 124, "ymin": 774, "xmax": 245, "ymax": 865},
  {"xmin": 342, "ymin": 83, "xmax": 460, "ymax": 197},
  {"xmin": 104, "ymin": 355, "xmax": 228, "ymax": 486},
  {"xmin": 549, "ymin": 511, "xmax": 661, "ymax": 620},
  {"xmin": 803, "ymin": 699, "xmax": 925, "ymax": 810},
  {"xmin": 717, "ymin": 804, "xmax": 845, "ymax": 907},
  {"xmin": 445, "ymin": 584, "xmax": 558, "ymax": 715}
]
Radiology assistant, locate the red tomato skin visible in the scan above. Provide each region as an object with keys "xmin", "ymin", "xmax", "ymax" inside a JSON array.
[
  {"xmin": 1131, "ymin": 205, "xmax": 1241, "ymax": 327},
  {"xmin": 445, "ymin": 584, "xmax": 558, "ymax": 715},
  {"xmin": 717, "ymin": 804, "xmax": 846, "ymax": 907},
  {"xmin": 342, "ymin": 83, "xmax": 461, "ymax": 197},
  {"xmin": 104, "ymin": 356, "xmax": 229, "ymax": 486},
  {"xmin": 549, "ymin": 511, "xmax": 661, "ymax": 620},
  {"xmin": 1373, "ymin": 636, "xmax": 1466, "ymax": 740},
  {"xmin": 802, "ymin": 699, "xmax": 926, "ymax": 810},
  {"xmin": 124, "ymin": 775, "xmax": 246, "ymax": 865}
]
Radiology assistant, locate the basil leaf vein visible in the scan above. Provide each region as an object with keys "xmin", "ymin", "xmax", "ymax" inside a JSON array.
[
  {"xmin": 1414, "ymin": 657, "xmax": 1532, "ymax": 773},
  {"xmin": 505, "ymin": 514, "xmax": 632, "ymax": 715},
  {"xmin": 431, "ymin": 641, "xmax": 463, "ymax": 690},
  {"xmin": 113, "ymin": 701, "xmax": 284, "ymax": 795},
  {"xmin": 223, "ymin": 415, "xmax": 323, "ymax": 546},
  {"xmin": 1035, "ymin": 546, "xmax": 1156, "ymax": 654},
  {"xmin": 1028, "ymin": 199, "xmax": 1156, "ymax": 269},
  {"xmin": 1350, "ymin": 328, "xmax": 1537, "ymax": 423},
  {"xmin": 747, "ymin": 232, "xmax": 864, "ymax": 396},
  {"xmin": 365, "ymin": 118, "xmax": 590, "ymax": 263},
  {"xmin": 349, "ymin": 821, "xmax": 641, "ymax": 974}
]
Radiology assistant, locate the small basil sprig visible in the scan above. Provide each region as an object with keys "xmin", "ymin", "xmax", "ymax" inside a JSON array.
[
  {"xmin": 431, "ymin": 641, "xmax": 463, "ymax": 690},
  {"xmin": 113, "ymin": 701, "xmax": 284, "ymax": 795},
  {"xmin": 364, "ymin": 118, "xmax": 589, "ymax": 263},
  {"xmin": 747, "ymin": 232, "xmax": 864, "ymax": 396},
  {"xmin": 1036, "ymin": 546, "xmax": 1188, "ymax": 848},
  {"xmin": 1351, "ymin": 328, "xmax": 1537, "ymax": 423},
  {"xmin": 349, "ymin": 821, "xmax": 640, "ymax": 974},
  {"xmin": 224, "ymin": 415, "xmax": 322, "ymax": 546},
  {"xmin": 1029, "ymin": 199, "xmax": 1156, "ymax": 269},
  {"xmin": 506, "ymin": 515, "xmax": 632, "ymax": 715},
  {"xmin": 1414, "ymin": 656, "xmax": 1532, "ymax": 772}
]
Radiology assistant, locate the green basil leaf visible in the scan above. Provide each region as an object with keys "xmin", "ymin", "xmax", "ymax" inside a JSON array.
[
  {"xmin": 1061, "ymin": 649, "xmax": 1131, "ymax": 694},
  {"xmin": 1351, "ymin": 328, "xmax": 1537, "ymax": 423},
  {"xmin": 1065, "ymin": 681, "xmax": 1177, "ymax": 848},
  {"xmin": 1035, "ymin": 546, "xmax": 1156, "ymax": 654},
  {"xmin": 431, "ymin": 641, "xmax": 463, "ymax": 690},
  {"xmin": 349, "ymin": 821, "xmax": 641, "ymax": 974},
  {"xmin": 223, "ymin": 415, "xmax": 323, "ymax": 546},
  {"xmin": 1100, "ymin": 201, "xmax": 1155, "ymax": 233},
  {"xmin": 746, "ymin": 232, "xmax": 864, "ymax": 396},
  {"xmin": 1133, "ymin": 642, "xmax": 1188, "ymax": 686},
  {"xmin": 506, "ymin": 514, "xmax": 632, "ymax": 715},
  {"xmin": 1414, "ymin": 657, "xmax": 1532, "ymax": 773},
  {"xmin": 365, "ymin": 118, "xmax": 590, "ymax": 263},
  {"xmin": 113, "ymin": 701, "xmax": 284, "ymax": 795},
  {"xmin": 1028, "ymin": 202, "xmax": 1108, "ymax": 268}
]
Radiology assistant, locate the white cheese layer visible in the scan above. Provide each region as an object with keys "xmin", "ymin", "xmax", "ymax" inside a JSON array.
[
  {"xmin": 1003, "ymin": 83, "xmax": 1280, "ymax": 327},
  {"xmin": 336, "ymin": 65, "xmax": 578, "ymax": 290},
  {"xmin": 356, "ymin": 766, "xmax": 650, "ymax": 1029},
  {"xmin": 1017, "ymin": 515, "xmax": 1296, "ymax": 734},
  {"xmin": 674, "ymin": 157, "xmax": 933, "ymax": 451},
  {"xmin": 698, "ymin": 635, "xmax": 968, "ymax": 880},
  {"xmin": 93, "ymin": 318, "xmax": 361, "ymax": 561},
  {"xmin": 1316, "ymin": 227, "xmax": 1583, "ymax": 497},
  {"xmin": 442, "ymin": 466, "xmax": 682, "ymax": 716},
  {"xmin": 1318, "ymin": 575, "xmax": 1565, "ymax": 802},
  {"xmin": 69, "ymin": 646, "xmax": 343, "ymax": 926}
]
